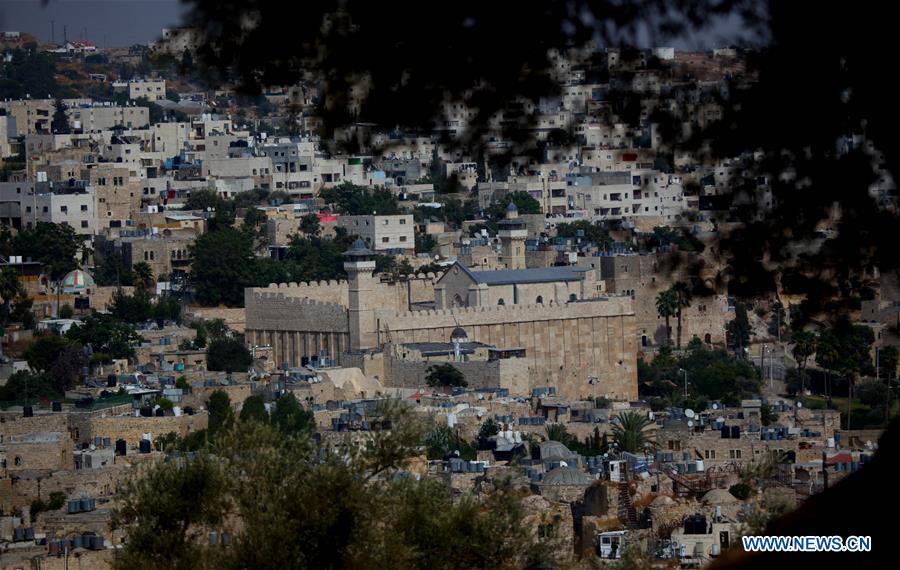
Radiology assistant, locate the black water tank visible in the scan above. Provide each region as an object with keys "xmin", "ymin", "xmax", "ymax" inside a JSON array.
[
  {"xmin": 23, "ymin": 406, "xmax": 33, "ymax": 417},
  {"xmin": 139, "ymin": 406, "xmax": 153, "ymax": 417},
  {"xmin": 52, "ymin": 401, "xmax": 63, "ymax": 412},
  {"xmin": 155, "ymin": 408, "xmax": 165, "ymax": 417},
  {"xmin": 731, "ymin": 425, "xmax": 740, "ymax": 439},
  {"xmin": 184, "ymin": 406, "xmax": 194, "ymax": 415},
  {"xmin": 139, "ymin": 439, "xmax": 151, "ymax": 454},
  {"xmin": 115, "ymin": 438, "xmax": 127, "ymax": 456},
  {"xmin": 107, "ymin": 375, "xmax": 117, "ymax": 388}
]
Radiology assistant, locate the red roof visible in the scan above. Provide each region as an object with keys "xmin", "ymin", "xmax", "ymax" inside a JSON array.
[{"xmin": 825, "ymin": 453, "xmax": 852, "ymax": 465}]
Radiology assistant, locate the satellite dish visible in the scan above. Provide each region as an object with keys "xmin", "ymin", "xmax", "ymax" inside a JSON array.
[
  {"xmin": 685, "ymin": 409, "xmax": 695, "ymax": 419},
  {"xmin": 687, "ymin": 420, "xmax": 694, "ymax": 428},
  {"xmin": 712, "ymin": 403, "xmax": 719, "ymax": 410},
  {"xmin": 797, "ymin": 402, "xmax": 803, "ymax": 408}
]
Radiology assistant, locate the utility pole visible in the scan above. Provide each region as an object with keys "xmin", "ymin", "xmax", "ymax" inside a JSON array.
[{"xmin": 51, "ymin": 20, "xmax": 55, "ymax": 44}]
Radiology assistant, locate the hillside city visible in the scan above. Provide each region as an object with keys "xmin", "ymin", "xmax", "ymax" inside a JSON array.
[{"xmin": 0, "ymin": 18, "xmax": 896, "ymax": 570}]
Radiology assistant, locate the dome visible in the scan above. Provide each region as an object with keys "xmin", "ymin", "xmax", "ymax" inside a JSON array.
[
  {"xmin": 343, "ymin": 238, "xmax": 375, "ymax": 259},
  {"xmin": 538, "ymin": 440, "xmax": 575, "ymax": 461},
  {"xmin": 450, "ymin": 326, "xmax": 468, "ymax": 341},
  {"xmin": 506, "ymin": 201, "xmax": 519, "ymax": 213},
  {"xmin": 61, "ymin": 269, "xmax": 95, "ymax": 292},
  {"xmin": 542, "ymin": 466, "xmax": 592, "ymax": 486},
  {"xmin": 702, "ymin": 489, "xmax": 739, "ymax": 505}
]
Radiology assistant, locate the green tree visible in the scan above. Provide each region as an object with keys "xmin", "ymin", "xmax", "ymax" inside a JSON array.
[
  {"xmin": 109, "ymin": 287, "xmax": 153, "ymax": 323},
  {"xmin": 816, "ymin": 321, "xmax": 875, "ymax": 430},
  {"xmin": 206, "ymin": 337, "xmax": 252, "ymax": 372},
  {"xmin": 0, "ymin": 267, "xmax": 27, "ymax": 325},
  {"xmin": 791, "ymin": 330, "xmax": 817, "ymax": 394},
  {"xmin": 299, "ymin": 213, "xmax": 321, "ymax": 236},
  {"xmin": 207, "ymin": 390, "xmax": 234, "ymax": 435},
  {"xmin": 672, "ymin": 282, "xmax": 692, "ymax": 349},
  {"xmin": 425, "ymin": 363, "xmax": 467, "ymax": 388},
  {"xmin": 478, "ymin": 418, "xmax": 500, "ymax": 441},
  {"xmin": 92, "ymin": 252, "xmax": 135, "ymax": 286},
  {"xmin": 319, "ymin": 182, "xmax": 399, "ymax": 215},
  {"xmin": 727, "ymin": 302, "xmax": 752, "ymax": 357},
  {"xmin": 768, "ymin": 301, "xmax": 786, "ymax": 338},
  {"xmin": 58, "ymin": 303, "xmax": 74, "ymax": 319},
  {"xmin": 487, "ymin": 191, "xmax": 541, "ymax": 219},
  {"xmin": 424, "ymin": 425, "xmax": 476, "ymax": 460},
  {"xmin": 12, "ymin": 222, "xmax": 82, "ymax": 282},
  {"xmin": 191, "ymin": 227, "xmax": 256, "ymax": 307},
  {"xmin": 113, "ymin": 417, "xmax": 554, "ymax": 569},
  {"xmin": 611, "ymin": 411, "xmax": 655, "ymax": 453},
  {"xmin": 112, "ymin": 453, "xmax": 229, "ymax": 570},
  {"xmin": 555, "ymin": 220, "xmax": 611, "ymax": 248},
  {"xmin": 878, "ymin": 345, "xmax": 898, "ymax": 381},
  {"xmin": 239, "ymin": 394, "xmax": 268, "ymax": 423},
  {"xmin": 51, "ymin": 98, "xmax": 70, "ymax": 134},
  {"xmin": 270, "ymin": 392, "xmax": 314, "ymax": 435},
  {"xmin": 655, "ymin": 288, "xmax": 678, "ymax": 346},
  {"xmin": 66, "ymin": 313, "xmax": 143, "ymax": 360},
  {"xmin": 415, "ymin": 232, "xmax": 436, "ymax": 254}
]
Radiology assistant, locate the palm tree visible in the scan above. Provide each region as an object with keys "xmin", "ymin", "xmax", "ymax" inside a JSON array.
[
  {"xmin": 791, "ymin": 330, "xmax": 817, "ymax": 395},
  {"xmin": 655, "ymin": 289, "xmax": 678, "ymax": 346},
  {"xmin": 133, "ymin": 262, "xmax": 155, "ymax": 291},
  {"xmin": 672, "ymin": 282, "xmax": 692, "ymax": 349},
  {"xmin": 611, "ymin": 412, "xmax": 656, "ymax": 454}
]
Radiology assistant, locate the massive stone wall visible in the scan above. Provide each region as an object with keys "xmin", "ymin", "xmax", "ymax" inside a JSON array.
[
  {"xmin": 377, "ymin": 298, "xmax": 638, "ymax": 400},
  {"xmin": 384, "ymin": 356, "xmax": 531, "ymax": 395}
]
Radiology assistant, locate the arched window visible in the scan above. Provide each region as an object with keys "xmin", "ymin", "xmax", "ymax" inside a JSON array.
[
  {"xmin": 569, "ymin": 293, "xmax": 578, "ymax": 302},
  {"xmin": 453, "ymin": 294, "xmax": 464, "ymax": 307},
  {"xmin": 497, "ymin": 298, "xmax": 505, "ymax": 306},
  {"xmin": 536, "ymin": 295, "xmax": 543, "ymax": 304},
  {"xmin": 705, "ymin": 333, "xmax": 712, "ymax": 344}
]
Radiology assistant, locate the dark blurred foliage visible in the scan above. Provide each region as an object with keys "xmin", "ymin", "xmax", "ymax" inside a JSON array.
[
  {"xmin": 179, "ymin": 1, "xmax": 899, "ymax": 324},
  {"xmin": 182, "ymin": 0, "xmax": 761, "ymax": 155}
]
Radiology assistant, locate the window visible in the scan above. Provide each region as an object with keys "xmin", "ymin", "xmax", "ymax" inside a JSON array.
[
  {"xmin": 81, "ymin": 220, "xmax": 88, "ymax": 228},
  {"xmin": 60, "ymin": 205, "xmax": 68, "ymax": 213},
  {"xmin": 497, "ymin": 299, "xmax": 505, "ymax": 306},
  {"xmin": 381, "ymin": 237, "xmax": 390, "ymax": 243},
  {"xmin": 536, "ymin": 295, "xmax": 543, "ymax": 304},
  {"xmin": 399, "ymin": 218, "xmax": 407, "ymax": 224},
  {"xmin": 667, "ymin": 440, "xmax": 681, "ymax": 451},
  {"xmin": 399, "ymin": 236, "xmax": 407, "ymax": 242},
  {"xmin": 730, "ymin": 449, "xmax": 742, "ymax": 459},
  {"xmin": 705, "ymin": 450, "xmax": 716, "ymax": 459},
  {"xmin": 81, "ymin": 205, "xmax": 88, "ymax": 212}
]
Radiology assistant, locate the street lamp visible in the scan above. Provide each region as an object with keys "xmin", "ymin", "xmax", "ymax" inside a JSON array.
[{"xmin": 678, "ymin": 368, "xmax": 688, "ymax": 397}]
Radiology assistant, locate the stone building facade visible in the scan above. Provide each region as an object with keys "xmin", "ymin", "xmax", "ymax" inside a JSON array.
[{"xmin": 245, "ymin": 245, "xmax": 639, "ymax": 400}]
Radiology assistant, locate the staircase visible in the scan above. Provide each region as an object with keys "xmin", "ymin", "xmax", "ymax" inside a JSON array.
[{"xmin": 617, "ymin": 481, "xmax": 638, "ymax": 529}]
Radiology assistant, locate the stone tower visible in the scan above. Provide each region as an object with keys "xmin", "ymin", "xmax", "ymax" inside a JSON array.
[
  {"xmin": 498, "ymin": 201, "xmax": 527, "ymax": 269},
  {"xmin": 343, "ymin": 238, "xmax": 378, "ymax": 351}
]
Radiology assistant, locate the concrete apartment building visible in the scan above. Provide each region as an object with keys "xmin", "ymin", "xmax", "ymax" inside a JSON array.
[
  {"xmin": 0, "ymin": 99, "xmax": 53, "ymax": 135},
  {"xmin": 66, "ymin": 104, "xmax": 150, "ymax": 132},
  {"xmin": 120, "ymin": 234, "xmax": 195, "ymax": 278},
  {"xmin": 128, "ymin": 79, "xmax": 166, "ymax": 101},
  {"xmin": 30, "ymin": 189, "xmax": 97, "ymax": 235},
  {"xmin": 81, "ymin": 163, "xmax": 142, "ymax": 226},
  {"xmin": 336, "ymin": 214, "xmax": 415, "ymax": 254}
]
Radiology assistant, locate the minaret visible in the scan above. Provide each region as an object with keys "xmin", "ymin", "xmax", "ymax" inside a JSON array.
[
  {"xmin": 343, "ymin": 238, "xmax": 377, "ymax": 351},
  {"xmin": 498, "ymin": 201, "xmax": 527, "ymax": 269}
]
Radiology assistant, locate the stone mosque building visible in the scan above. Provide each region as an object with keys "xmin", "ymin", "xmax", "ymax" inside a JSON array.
[{"xmin": 244, "ymin": 231, "xmax": 640, "ymax": 400}]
